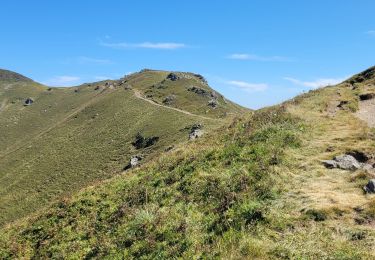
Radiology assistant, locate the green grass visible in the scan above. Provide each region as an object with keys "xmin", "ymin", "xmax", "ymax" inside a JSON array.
[
  {"xmin": 0, "ymin": 69, "xmax": 243, "ymax": 226},
  {"xmin": 0, "ymin": 107, "xmax": 303, "ymax": 259}
]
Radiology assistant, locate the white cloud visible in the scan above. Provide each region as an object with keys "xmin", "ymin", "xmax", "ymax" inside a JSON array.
[
  {"xmin": 42, "ymin": 76, "xmax": 81, "ymax": 87},
  {"xmin": 227, "ymin": 53, "xmax": 293, "ymax": 62},
  {"xmin": 283, "ymin": 77, "xmax": 346, "ymax": 89},
  {"xmin": 366, "ymin": 30, "xmax": 375, "ymax": 36},
  {"xmin": 227, "ymin": 80, "xmax": 268, "ymax": 92},
  {"xmin": 77, "ymin": 56, "xmax": 112, "ymax": 64},
  {"xmin": 100, "ymin": 41, "xmax": 187, "ymax": 50}
]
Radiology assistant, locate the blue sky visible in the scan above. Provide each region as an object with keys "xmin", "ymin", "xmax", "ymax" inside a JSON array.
[{"xmin": 1, "ymin": 1, "xmax": 375, "ymax": 109}]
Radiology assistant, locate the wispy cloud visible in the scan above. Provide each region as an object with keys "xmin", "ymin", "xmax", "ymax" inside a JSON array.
[
  {"xmin": 227, "ymin": 53, "xmax": 293, "ymax": 62},
  {"xmin": 366, "ymin": 30, "xmax": 375, "ymax": 36},
  {"xmin": 283, "ymin": 76, "xmax": 346, "ymax": 89},
  {"xmin": 42, "ymin": 76, "xmax": 81, "ymax": 87},
  {"xmin": 227, "ymin": 80, "xmax": 268, "ymax": 92},
  {"xmin": 100, "ymin": 41, "xmax": 187, "ymax": 50}
]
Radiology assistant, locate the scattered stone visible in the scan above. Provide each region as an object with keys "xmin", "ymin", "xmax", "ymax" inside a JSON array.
[
  {"xmin": 163, "ymin": 95, "xmax": 176, "ymax": 105},
  {"xmin": 189, "ymin": 124, "xmax": 204, "ymax": 140},
  {"xmin": 322, "ymin": 154, "xmax": 361, "ymax": 171},
  {"xmin": 24, "ymin": 98, "xmax": 34, "ymax": 106},
  {"xmin": 94, "ymin": 86, "xmax": 101, "ymax": 90},
  {"xmin": 167, "ymin": 73, "xmax": 179, "ymax": 81},
  {"xmin": 359, "ymin": 93, "xmax": 375, "ymax": 101},
  {"xmin": 208, "ymin": 99, "xmax": 218, "ymax": 108},
  {"xmin": 364, "ymin": 179, "xmax": 375, "ymax": 193},
  {"xmin": 132, "ymin": 133, "xmax": 159, "ymax": 149},
  {"xmin": 188, "ymin": 86, "xmax": 210, "ymax": 97},
  {"xmin": 322, "ymin": 152, "xmax": 373, "ymax": 171},
  {"xmin": 123, "ymin": 155, "xmax": 142, "ymax": 170}
]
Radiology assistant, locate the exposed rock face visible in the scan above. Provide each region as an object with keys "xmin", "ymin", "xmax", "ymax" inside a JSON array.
[
  {"xmin": 24, "ymin": 98, "xmax": 34, "ymax": 106},
  {"xmin": 132, "ymin": 133, "xmax": 159, "ymax": 149},
  {"xmin": 322, "ymin": 153, "xmax": 373, "ymax": 171},
  {"xmin": 364, "ymin": 179, "xmax": 375, "ymax": 193},
  {"xmin": 189, "ymin": 124, "xmax": 204, "ymax": 140},
  {"xmin": 167, "ymin": 73, "xmax": 179, "ymax": 81}
]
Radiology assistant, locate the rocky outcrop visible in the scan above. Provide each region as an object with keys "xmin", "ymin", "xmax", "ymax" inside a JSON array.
[
  {"xmin": 208, "ymin": 99, "xmax": 219, "ymax": 109},
  {"xmin": 322, "ymin": 152, "xmax": 373, "ymax": 171},
  {"xmin": 188, "ymin": 86, "xmax": 210, "ymax": 97},
  {"xmin": 189, "ymin": 124, "xmax": 204, "ymax": 140},
  {"xmin": 167, "ymin": 73, "xmax": 179, "ymax": 81},
  {"xmin": 163, "ymin": 95, "xmax": 176, "ymax": 105}
]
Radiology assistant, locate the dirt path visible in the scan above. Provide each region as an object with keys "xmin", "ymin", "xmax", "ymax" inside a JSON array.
[
  {"xmin": 133, "ymin": 89, "xmax": 219, "ymax": 121},
  {"xmin": 356, "ymin": 99, "xmax": 375, "ymax": 128},
  {"xmin": 285, "ymin": 107, "xmax": 371, "ymax": 213}
]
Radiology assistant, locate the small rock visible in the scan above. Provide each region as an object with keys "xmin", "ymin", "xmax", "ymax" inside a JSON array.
[
  {"xmin": 364, "ymin": 179, "xmax": 375, "ymax": 193},
  {"xmin": 322, "ymin": 154, "xmax": 361, "ymax": 171},
  {"xmin": 189, "ymin": 124, "xmax": 204, "ymax": 140},
  {"xmin": 208, "ymin": 99, "xmax": 218, "ymax": 108},
  {"xmin": 167, "ymin": 73, "xmax": 179, "ymax": 81},
  {"xmin": 163, "ymin": 95, "xmax": 176, "ymax": 105},
  {"xmin": 24, "ymin": 98, "xmax": 34, "ymax": 106},
  {"xmin": 124, "ymin": 155, "xmax": 142, "ymax": 170},
  {"xmin": 130, "ymin": 156, "xmax": 141, "ymax": 167}
]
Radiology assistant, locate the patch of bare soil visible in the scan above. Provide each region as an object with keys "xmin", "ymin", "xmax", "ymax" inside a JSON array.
[{"xmin": 356, "ymin": 98, "xmax": 375, "ymax": 128}]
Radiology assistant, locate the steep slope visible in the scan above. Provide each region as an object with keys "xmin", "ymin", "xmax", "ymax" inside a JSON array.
[
  {"xmin": 0, "ymin": 69, "xmax": 245, "ymax": 226},
  {"xmin": 2, "ymin": 66, "xmax": 375, "ymax": 259}
]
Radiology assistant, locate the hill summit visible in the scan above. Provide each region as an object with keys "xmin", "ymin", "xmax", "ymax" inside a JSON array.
[{"xmin": 0, "ymin": 69, "xmax": 33, "ymax": 83}]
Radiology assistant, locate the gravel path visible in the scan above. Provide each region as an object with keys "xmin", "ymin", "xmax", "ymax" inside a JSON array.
[{"xmin": 356, "ymin": 98, "xmax": 375, "ymax": 128}]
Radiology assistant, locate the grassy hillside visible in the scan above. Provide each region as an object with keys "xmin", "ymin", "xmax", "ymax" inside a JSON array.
[
  {"xmin": 2, "ymin": 66, "xmax": 375, "ymax": 259},
  {"xmin": 0, "ymin": 69, "xmax": 244, "ymax": 226}
]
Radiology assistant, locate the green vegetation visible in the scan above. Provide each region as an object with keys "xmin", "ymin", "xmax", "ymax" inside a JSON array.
[
  {"xmin": 0, "ymin": 107, "xmax": 303, "ymax": 259},
  {"xmin": 0, "ymin": 69, "xmax": 243, "ymax": 226}
]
